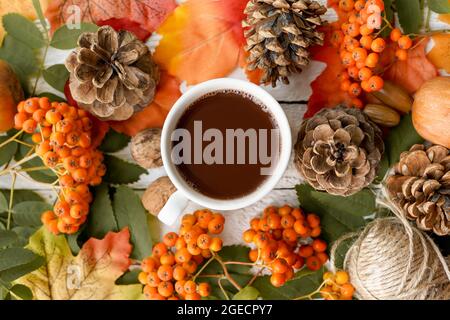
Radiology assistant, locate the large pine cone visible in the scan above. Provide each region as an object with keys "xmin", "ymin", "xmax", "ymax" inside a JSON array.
[
  {"xmin": 295, "ymin": 107, "xmax": 384, "ymax": 196},
  {"xmin": 243, "ymin": 0, "xmax": 326, "ymax": 87},
  {"xmin": 65, "ymin": 26, "xmax": 160, "ymax": 121},
  {"xmin": 387, "ymin": 144, "xmax": 450, "ymax": 236}
]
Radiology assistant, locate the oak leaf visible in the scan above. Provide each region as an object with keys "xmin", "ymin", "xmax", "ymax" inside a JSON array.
[
  {"xmin": 45, "ymin": 0, "xmax": 177, "ymax": 36},
  {"xmin": 153, "ymin": 0, "xmax": 249, "ymax": 85},
  {"xmin": 0, "ymin": 0, "xmax": 50, "ymax": 43},
  {"xmin": 16, "ymin": 227, "xmax": 144, "ymax": 300},
  {"xmin": 110, "ymin": 71, "xmax": 181, "ymax": 136},
  {"xmin": 427, "ymin": 33, "xmax": 450, "ymax": 73}
]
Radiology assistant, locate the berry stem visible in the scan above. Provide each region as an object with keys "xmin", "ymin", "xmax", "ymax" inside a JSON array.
[
  {"xmin": 192, "ymin": 256, "xmax": 215, "ymax": 282},
  {"xmin": 213, "ymin": 253, "xmax": 242, "ymax": 291},
  {"xmin": 13, "ymin": 139, "xmax": 35, "ymax": 148},
  {"xmin": 6, "ymin": 173, "xmax": 17, "ymax": 230},
  {"xmin": 292, "ymin": 281, "xmax": 327, "ymax": 301},
  {"xmin": 217, "ymin": 277, "xmax": 230, "ymax": 300},
  {"xmin": 246, "ymin": 266, "xmax": 266, "ymax": 288},
  {"xmin": 0, "ymin": 153, "xmax": 39, "ymax": 177},
  {"xmin": 0, "ymin": 130, "xmax": 24, "ymax": 149}
]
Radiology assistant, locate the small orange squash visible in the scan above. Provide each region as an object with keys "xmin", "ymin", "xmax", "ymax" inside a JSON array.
[
  {"xmin": 0, "ymin": 60, "xmax": 23, "ymax": 132},
  {"xmin": 412, "ymin": 77, "xmax": 450, "ymax": 148}
]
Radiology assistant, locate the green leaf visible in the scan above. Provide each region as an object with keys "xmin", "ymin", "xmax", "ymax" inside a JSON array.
[
  {"xmin": 378, "ymin": 114, "xmax": 424, "ymax": 178},
  {"xmin": 9, "ymin": 284, "xmax": 33, "ymax": 300},
  {"xmin": 0, "ymin": 36, "xmax": 38, "ymax": 88},
  {"xmin": 116, "ymin": 269, "xmax": 140, "ymax": 285},
  {"xmin": 253, "ymin": 268, "xmax": 324, "ymax": 300},
  {"xmin": 0, "ymin": 230, "xmax": 18, "ymax": 248},
  {"xmin": 84, "ymin": 184, "xmax": 118, "ymax": 239},
  {"xmin": 0, "ymin": 131, "xmax": 18, "ymax": 167},
  {"xmin": 43, "ymin": 65, "xmax": 69, "ymax": 93},
  {"xmin": 2, "ymin": 14, "xmax": 45, "ymax": 49},
  {"xmin": 15, "ymin": 134, "xmax": 57, "ymax": 184},
  {"xmin": 38, "ymin": 92, "xmax": 66, "ymax": 102},
  {"xmin": 0, "ymin": 248, "xmax": 44, "ymax": 282},
  {"xmin": 32, "ymin": 0, "xmax": 48, "ymax": 33},
  {"xmin": 13, "ymin": 201, "xmax": 51, "ymax": 227},
  {"xmin": 99, "ymin": 129, "xmax": 131, "ymax": 153},
  {"xmin": 50, "ymin": 23, "xmax": 99, "ymax": 49},
  {"xmin": 103, "ymin": 155, "xmax": 146, "ymax": 185},
  {"xmin": 296, "ymin": 184, "xmax": 375, "ymax": 242},
  {"xmin": 233, "ymin": 286, "xmax": 260, "ymax": 300},
  {"xmin": 0, "ymin": 190, "xmax": 43, "ymax": 207},
  {"xmin": 12, "ymin": 227, "xmax": 38, "ymax": 248},
  {"xmin": 429, "ymin": 0, "xmax": 450, "ymax": 13},
  {"xmin": 113, "ymin": 186, "xmax": 152, "ymax": 259},
  {"xmin": 0, "ymin": 192, "xmax": 7, "ymax": 213},
  {"xmin": 395, "ymin": 0, "xmax": 422, "ymax": 34}
]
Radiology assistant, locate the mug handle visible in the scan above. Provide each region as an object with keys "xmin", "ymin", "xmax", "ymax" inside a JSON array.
[{"xmin": 158, "ymin": 190, "xmax": 189, "ymax": 226}]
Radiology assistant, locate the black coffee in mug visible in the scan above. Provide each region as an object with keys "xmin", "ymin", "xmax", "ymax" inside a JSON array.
[{"xmin": 171, "ymin": 90, "xmax": 280, "ymax": 200}]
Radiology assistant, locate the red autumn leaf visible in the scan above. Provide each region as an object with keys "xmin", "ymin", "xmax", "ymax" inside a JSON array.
[
  {"xmin": 45, "ymin": 0, "xmax": 177, "ymax": 37},
  {"xmin": 306, "ymin": 25, "xmax": 353, "ymax": 118},
  {"xmin": 383, "ymin": 38, "xmax": 438, "ymax": 94},
  {"xmin": 110, "ymin": 71, "xmax": 181, "ymax": 136},
  {"xmin": 97, "ymin": 18, "xmax": 151, "ymax": 42},
  {"xmin": 153, "ymin": 0, "xmax": 250, "ymax": 85}
]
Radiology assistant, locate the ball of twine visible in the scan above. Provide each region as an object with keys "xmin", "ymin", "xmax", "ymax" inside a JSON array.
[{"xmin": 330, "ymin": 193, "xmax": 450, "ymax": 300}]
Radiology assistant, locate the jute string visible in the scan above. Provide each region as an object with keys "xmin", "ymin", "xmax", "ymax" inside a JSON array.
[{"xmin": 329, "ymin": 187, "xmax": 450, "ymax": 300}]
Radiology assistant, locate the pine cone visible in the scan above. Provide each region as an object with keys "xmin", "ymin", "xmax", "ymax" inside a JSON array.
[
  {"xmin": 387, "ymin": 144, "xmax": 450, "ymax": 236},
  {"xmin": 295, "ymin": 107, "xmax": 384, "ymax": 196},
  {"xmin": 243, "ymin": 0, "xmax": 326, "ymax": 87},
  {"xmin": 65, "ymin": 26, "xmax": 160, "ymax": 121}
]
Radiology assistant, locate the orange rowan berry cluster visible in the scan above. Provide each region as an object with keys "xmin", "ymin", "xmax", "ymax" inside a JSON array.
[
  {"xmin": 332, "ymin": 0, "xmax": 412, "ymax": 106},
  {"xmin": 139, "ymin": 210, "xmax": 226, "ymax": 300},
  {"xmin": 243, "ymin": 205, "xmax": 329, "ymax": 288},
  {"xmin": 320, "ymin": 270, "xmax": 355, "ymax": 300},
  {"xmin": 13, "ymin": 97, "xmax": 105, "ymax": 235}
]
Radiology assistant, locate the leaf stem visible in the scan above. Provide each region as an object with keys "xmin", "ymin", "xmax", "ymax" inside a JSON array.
[
  {"xmin": 6, "ymin": 173, "xmax": 17, "ymax": 230},
  {"xmin": 213, "ymin": 254, "xmax": 242, "ymax": 291},
  {"xmin": 217, "ymin": 277, "xmax": 230, "ymax": 301},
  {"xmin": 0, "ymin": 130, "xmax": 24, "ymax": 149},
  {"xmin": 193, "ymin": 257, "xmax": 215, "ymax": 282}
]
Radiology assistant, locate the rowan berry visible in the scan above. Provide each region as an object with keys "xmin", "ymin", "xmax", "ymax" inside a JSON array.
[
  {"xmin": 398, "ymin": 35, "xmax": 412, "ymax": 49},
  {"xmin": 359, "ymin": 24, "xmax": 373, "ymax": 36},
  {"xmin": 152, "ymin": 243, "xmax": 168, "ymax": 257},
  {"xmin": 175, "ymin": 280, "xmax": 186, "ymax": 296},
  {"xmin": 249, "ymin": 249, "xmax": 259, "ymax": 262},
  {"xmin": 43, "ymin": 151, "xmax": 59, "ymax": 168},
  {"xmin": 282, "ymin": 228, "xmax": 298, "ymax": 242},
  {"xmin": 163, "ymin": 232, "xmax": 178, "ymax": 247},
  {"xmin": 175, "ymin": 248, "xmax": 192, "ymax": 264},
  {"xmin": 317, "ymin": 252, "xmax": 329, "ymax": 264},
  {"xmin": 280, "ymin": 215, "xmax": 295, "ymax": 229},
  {"xmin": 298, "ymin": 245, "xmax": 314, "ymax": 258},
  {"xmin": 208, "ymin": 217, "xmax": 224, "ymax": 234},
  {"xmin": 187, "ymin": 242, "xmax": 202, "ymax": 256},
  {"xmin": 41, "ymin": 211, "xmax": 56, "ymax": 225},
  {"xmin": 371, "ymin": 38, "xmax": 386, "ymax": 53},
  {"xmin": 24, "ymin": 98, "xmax": 40, "ymax": 114},
  {"xmin": 358, "ymin": 67, "xmax": 372, "ymax": 81},
  {"xmin": 272, "ymin": 258, "xmax": 289, "ymax": 274},
  {"xmin": 160, "ymin": 252, "xmax": 176, "ymax": 266},
  {"xmin": 395, "ymin": 48, "xmax": 408, "ymax": 61},
  {"xmin": 45, "ymin": 109, "xmax": 62, "ymax": 124},
  {"xmin": 390, "ymin": 28, "xmax": 402, "ymax": 42},
  {"xmin": 335, "ymin": 270, "xmax": 350, "ymax": 285},
  {"xmin": 359, "ymin": 35, "xmax": 373, "ymax": 49},
  {"xmin": 197, "ymin": 283, "xmax": 211, "ymax": 297},
  {"xmin": 250, "ymin": 218, "xmax": 260, "ymax": 231},
  {"xmin": 158, "ymin": 281, "xmax": 174, "ymax": 298},
  {"xmin": 183, "ymin": 281, "xmax": 197, "ymax": 294},
  {"xmin": 22, "ymin": 119, "xmax": 37, "ymax": 133},
  {"xmin": 306, "ymin": 256, "xmax": 322, "ymax": 271},
  {"xmin": 70, "ymin": 204, "xmax": 88, "ymax": 219},
  {"xmin": 339, "ymin": 0, "xmax": 355, "ymax": 11},
  {"xmin": 312, "ymin": 239, "xmax": 327, "ymax": 253},
  {"xmin": 59, "ymin": 174, "xmax": 76, "ymax": 189},
  {"xmin": 270, "ymin": 273, "xmax": 286, "ymax": 288},
  {"xmin": 367, "ymin": 75, "xmax": 384, "ymax": 91},
  {"xmin": 209, "ymin": 237, "xmax": 223, "ymax": 252},
  {"xmin": 340, "ymin": 283, "xmax": 355, "ymax": 300}
]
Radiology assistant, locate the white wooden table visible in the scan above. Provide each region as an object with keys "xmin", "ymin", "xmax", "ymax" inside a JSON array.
[{"xmin": 0, "ymin": 1, "xmax": 447, "ymax": 245}]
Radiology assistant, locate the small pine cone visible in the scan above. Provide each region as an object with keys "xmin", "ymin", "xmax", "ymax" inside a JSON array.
[
  {"xmin": 387, "ymin": 144, "xmax": 450, "ymax": 236},
  {"xmin": 65, "ymin": 26, "xmax": 160, "ymax": 121},
  {"xmin": 295, "ymin": 106, "xmax": 385, "ymax": 196},
  {"xmin": 243, "ymin": 0, "xmax": 327, "ymax": 87}
]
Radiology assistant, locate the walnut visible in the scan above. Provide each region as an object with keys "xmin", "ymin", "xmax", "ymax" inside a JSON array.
[
  {"xmin": 142, "ymin": 176, "xmax": 177, "ymax": 216},
  {"xmin": 131, "ymin": 128, "xmax": 163, "ymax": 169}
]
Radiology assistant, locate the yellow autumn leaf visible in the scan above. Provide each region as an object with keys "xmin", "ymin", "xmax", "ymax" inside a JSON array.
[
  {"xmin": 0, "ymin": 0, "xmax": 49, "ymax": 43},
  {"xmin": 16, "ymin": 227, "xmax": 144, "ymax": 300}
]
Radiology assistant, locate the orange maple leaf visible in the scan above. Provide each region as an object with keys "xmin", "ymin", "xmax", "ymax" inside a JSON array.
[
  {"xmin": 153, "ymin": 0, "xmax": 249, "ymax": 85},
  {"xmin": 110, "ymin": 71, "xmax": 181, "ymax": 136},
  {"xmin": 45, "ymin": 0, "xmax": 177, "ymax": 34},
  {"xmin": 384, "ymin": 38, "xmax": 438, "ymax": 94},
  {"xmin": 306, "ymin": 25, "xmax": 353, "ymax": 118}
]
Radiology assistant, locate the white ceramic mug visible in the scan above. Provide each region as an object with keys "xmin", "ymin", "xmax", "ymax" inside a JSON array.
[{"xmin": 159, "ymin": 78, "xmax": 292, "ymax": 225}]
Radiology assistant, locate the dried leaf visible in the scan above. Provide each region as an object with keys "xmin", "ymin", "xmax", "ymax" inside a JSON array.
[
  {"xmin": 427, "ymin": 33, "xmax": 450, "ymax": 73},
  {"xmin": 153, "ymin": 0, "xmax": 248, "ymax": 85},
  {"xmin": 45, "ymin": 0, "xmax": 177, "ymax": 37},
  {"xmin": 384, "ymin": 38, "xmax": 438, "ymax": 94},
  {"xmin": 110, "ymin": 71, "xmax": 181, "ymax": 136},
  {"xmin": 0, "ymin": 0, "xmax": 49, "ymax": 43},
  {"xmin": 16, "ymin": 227, "xmax": 144, "ymax": 300}
]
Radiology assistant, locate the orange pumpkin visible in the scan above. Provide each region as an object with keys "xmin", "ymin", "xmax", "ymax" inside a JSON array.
[
  {"xmin": 412, "ymin": 77, "xmax": 450, "ymax": 148},
  {"xmin": 0, "ymin": 60, "xmax": 23, "ymax": 132}
]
